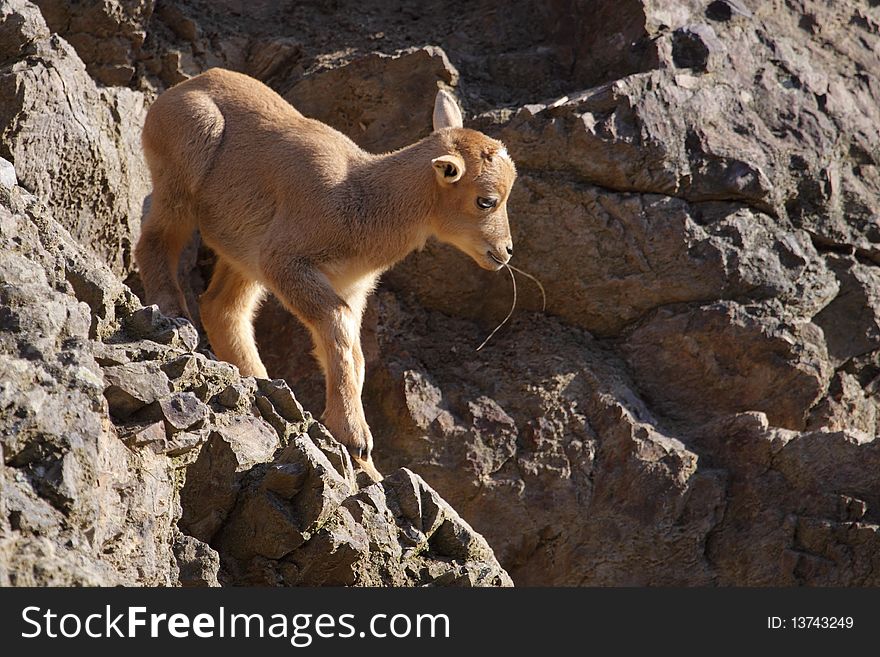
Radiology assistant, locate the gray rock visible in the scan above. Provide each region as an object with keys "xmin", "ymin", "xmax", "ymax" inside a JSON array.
[
  {"xmin": 215, "ymin": 381, "xmax": 250, "ymax": 409},
  {"xmin": 0, "ymin": 0, "xmax": 150, "ymax": 276},
  {"xmin": 256, "ymin": 378, "xmax": 306, "ymax": 423},
  {"xmin": 173, "ymin": 534, "xmax": 221, "ymax": 587},
  {"xmin": 103, "ymin": 361, "xmax": 172, "ymax": 419},
  {"xmin": 156, "ymin": 392, "xmax": 209, "ymax": 433},
  {"xmin": 213, "ymin": 379, "xmax": 258, "ymax": 412},
  {"xmin": 0, "ymin": 157, "xmax": 15, "ymax": 189},
  {"xmin": 179, "ymin": 417, "xmax": 279, "ymax": 543}
]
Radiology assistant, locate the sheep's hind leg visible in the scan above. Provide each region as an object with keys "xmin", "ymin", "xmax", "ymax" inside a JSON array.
[
  {"xmin": 200, "ymin": 258, "xmax": 268, "ymax": 378},
  {"xmin": 135, "ymin": 193, "xmax": 193, "ymax": 320}
]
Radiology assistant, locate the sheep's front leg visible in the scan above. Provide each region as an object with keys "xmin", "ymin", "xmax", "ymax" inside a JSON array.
[
  {"xmin": 314, "ymin": 304, "xmax": 373, "ymax": 455},
  {"xmin": 265, "ymin": 258, "xmax": 380, "ymax": 479}
]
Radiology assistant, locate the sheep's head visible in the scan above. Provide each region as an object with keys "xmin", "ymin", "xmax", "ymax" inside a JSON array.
[{"xmin": 429, "ymin": 90, "xmax": 517, "ymax": 271}]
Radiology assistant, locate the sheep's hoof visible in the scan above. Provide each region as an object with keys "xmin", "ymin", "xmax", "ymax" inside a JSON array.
[{"xmin": 352, "ymin": 454, "xmax": 383, "ymax": 483}]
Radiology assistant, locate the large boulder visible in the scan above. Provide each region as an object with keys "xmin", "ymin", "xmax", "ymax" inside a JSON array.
[
  {"xmin": 365, "ymin": 295, "xmax": 724, "ymax": 585},
  {"xmin": 0, "ymin": 0, "xmax": 150, "ymax": 276},
  {"xmin": 364, "ymin": 0, "xmax": 880, "ymax": 585}
]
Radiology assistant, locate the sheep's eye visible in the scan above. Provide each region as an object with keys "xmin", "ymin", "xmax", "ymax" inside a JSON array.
[{"xmin": 476, "ymin": 196, "xmax": 497, "ymax": 210}]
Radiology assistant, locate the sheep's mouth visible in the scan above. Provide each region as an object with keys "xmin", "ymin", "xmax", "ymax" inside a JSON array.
[{"xmin": 487, "ymin": 251, "xmax": 507, "ymax": 269}]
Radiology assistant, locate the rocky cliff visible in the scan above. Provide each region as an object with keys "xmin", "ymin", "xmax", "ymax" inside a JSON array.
[{"xmin": 2, "ymin": 0, "xmax": 880, "ymax": 586}]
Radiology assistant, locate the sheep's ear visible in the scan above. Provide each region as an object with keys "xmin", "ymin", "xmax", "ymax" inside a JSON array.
[
  {"xmin": 432, "ymin": 154, "xmax": 465, "ymax": 184},
  {"xmin": 433, "ymin": 89, "xmax": 463, "ymax": 130}
]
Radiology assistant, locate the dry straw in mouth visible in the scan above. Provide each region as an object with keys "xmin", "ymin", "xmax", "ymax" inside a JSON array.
[{"xmin": 475, "ymin": 259, "xmax": 547, "ymax": 351}]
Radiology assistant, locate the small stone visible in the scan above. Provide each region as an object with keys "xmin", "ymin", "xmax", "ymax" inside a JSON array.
[
  {"xmin": 121, "ymin": 421, "xmax": 166, "ymax": 448},
  {"xmin": 124, "ymin": 305, "xmax": 167, "ymax": 336},
  {"xmin": 0, "ymin": 157, "xmax": 16, "ymax": 189},
  {"xmin": 103, "ymin": 361, "xmax": 172, "ymax": 419},
  {"xmin": 158, "ymin": 392, "xmax": 208, "ymax": 433},
  {"xmin": 254, "ymin": 395, "xmax": 289, "ymax": 440},
  {"xmin": 173, "ymin": 321, "xmax": 200, "ymax": 351},
  {"xmin": 307, "ymin": 422, "xmax": 355, "ymax": 484},
  {"xmin": 160, "ymin": 430, "xmax": 206, "ymax": 457},
  {"xmin": 162, "ymin": 354, "xmax": 198, "ymax": 380},
  {"xmin": 262, "ymin": 462, "xmax": 308, "ymax": 498},
  {"xmin": 256, "ymin": 378, "xmax": 306, "ymax": 423},
  {"xmin": 173, "ymin": 534, "xmax": 220, "ymax": 587},
  {"xmin": 91, "ymin": 343, "xmax": 131, "ymax": 369},
  {"xmin": 124, "ymin": 306, "xmax": 198, "ymax": 350},
  {"xmin": 216, "ymin": 382, "xmax": 247, "ymax": 409},
  {"xmin": 63, "ymin": 263, "xmax": 123, "ymax": 339}
]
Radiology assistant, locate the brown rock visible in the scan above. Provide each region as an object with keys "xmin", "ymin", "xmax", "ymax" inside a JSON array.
[
  {"xmin": 365, "ymin": 294, "xmax": 722, "ymax": 585},
  {"xmin": 691, "ymin": 414, "xmax": 880, "ymax": 585},
  {"xmin": 285, "ymin": 46, "xmax": 458, "ymax": 153},
  {"xmin": 174, "ymin": 534, "xmax": 220, "ymax": 587},
  {"xmin": 622, "ymin": 302, "xmax": 831, "ymax": 430},
  {"xmin": 813, "ymin": 255, "xmax": 880, "ymax": 366},
  {"xmin": 33, "ymin": 0, "xmax": 153, "ymax": 86},
  {"xmin": 807, "ymin": 372, "xmax": 878, "ymax": 436}
]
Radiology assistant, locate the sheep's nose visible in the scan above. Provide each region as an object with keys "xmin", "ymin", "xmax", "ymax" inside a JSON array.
[{"xmin": 506, "ymin": 245, "xmax": 513, "ymax": 256}]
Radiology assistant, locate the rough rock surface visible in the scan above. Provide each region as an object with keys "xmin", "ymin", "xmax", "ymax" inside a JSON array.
[
  {"xmin": 33, "ymin": 0, "xmax": 154, "ymax": 86},
  {"xmin": 0, "ymin": 0, "xmax": 150, "ymax": 276},
  {"xmin": 2, "ymin": 0, "xmax": 880, "ymax": 587}
]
